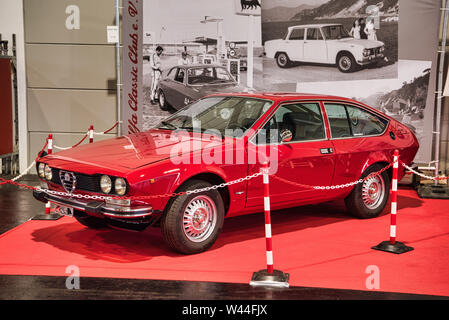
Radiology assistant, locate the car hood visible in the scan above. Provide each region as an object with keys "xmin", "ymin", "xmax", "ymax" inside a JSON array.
[
  {"xmin": 43, "ymin": 129, "xmax": 224, "ymax": 173},
  {"xmin": 193, "ymin": 83, "xmax": 245, "ymax": 96},
  {"xmin": 337, "ymin": 38, "xmax": 384, "ymax": 48}
]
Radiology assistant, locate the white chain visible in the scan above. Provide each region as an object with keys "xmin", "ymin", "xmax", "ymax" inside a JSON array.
[
  {"xmin": 52, "ymin": 131, "xmax": 89, "ymax": 151},
  {"xmin": 313, "ymin": 179, "xmax": 365, "ymax": 191},
  {"xmin": 11, "ymin": 161, "xmax": 36, "ymax": 182},
  {"xmin": 37, "ymin": 171, "xmax": 264, "ymax": 200},
  {"xmin": 401, "ymin": 162, "xmax": 439, "ymax": 181}
]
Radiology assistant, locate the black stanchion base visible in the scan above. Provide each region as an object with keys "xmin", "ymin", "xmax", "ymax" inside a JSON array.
[
  {"xmin": 372, "ymin": 241, "xmax": 414, "ymax": 254},
  {"xmin": 31, "ymin": 214, "xmax": 63, "ymax": 221},
  {"xmin": 417, "ymin": 184, "xmax": 449, "ymax": 199},
  {"xmin": 250, "ymin": 269, "xmax": 290, "ymax": 288}
]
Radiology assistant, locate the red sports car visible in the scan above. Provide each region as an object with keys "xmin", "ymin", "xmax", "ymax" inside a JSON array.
[{"xmin": 34, "ymin": 93, "xmax": 419, "ymax": 254}]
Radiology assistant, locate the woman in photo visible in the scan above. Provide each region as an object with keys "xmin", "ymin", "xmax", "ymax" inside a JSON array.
[
  {"xmin": 349, "ymin": 19, "xmax": 361, "ymax": 39},
  {"xmin": 358, "ymin": 18, "xmax": 368, "ymax": 39},
  {"xmin": 364, "ymin": 18, "xmax": 377, "ymax": 41}
]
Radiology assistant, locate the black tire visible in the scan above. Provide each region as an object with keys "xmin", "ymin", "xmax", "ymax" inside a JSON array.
[
  {"xmin": 74, "ymin": 210, "xmax": 107, "ymax": 229},
  {"xmin": 276, "ymin": 52, "xmax": 291, "ymax": 68},
  {"xmin": 161, "ymin": 180, "xmax": 225, "ymax": 254},
  {"xmin": 344, "ymin": 164, "xmax": 390, "ymax": 219},
  {"xmin": 337, "ymin": 52, "xmax": 358, "ymax": 73},
  {"xmin": 158, "ymin": 89, "xmax": 170, "ymax": 111}
]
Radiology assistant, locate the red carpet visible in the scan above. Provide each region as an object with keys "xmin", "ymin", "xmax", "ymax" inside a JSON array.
[{"xmin": 0, "ymin": 186, "xmax": 448, "ymax": 296}]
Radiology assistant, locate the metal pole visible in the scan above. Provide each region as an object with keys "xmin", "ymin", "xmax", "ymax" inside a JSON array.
[
  {"xmin": 247, "ymin": 15, "xmax": 254, "ymax": 89},
  {"xmin": 435, "ymin": 0, "xmax": 449, "ymax": 182},
  {"xmin": 116, "ymin": 0, "xmax": 122, "ymax": 136}
]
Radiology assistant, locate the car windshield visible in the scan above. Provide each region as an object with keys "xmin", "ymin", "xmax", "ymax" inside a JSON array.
[
  {"xmin": 321, "ymin": 25, "xmax": 351, "ymax": 40},
  {"xmin": 156, "ymin": 96, "xmax": 273, "ymax": 137},
  {"xmin": 187, "ymin": 67, "xmax": 235, "ymax": 85}
]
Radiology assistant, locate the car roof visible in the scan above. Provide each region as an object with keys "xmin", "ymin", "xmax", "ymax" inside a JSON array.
[
  {"xmin": 288, "ymin": 23, "xmax": 340, "ymax": 30},
  {"xmin": 174, "ymin": 64, "xmax": 224, "ymax": 69}
]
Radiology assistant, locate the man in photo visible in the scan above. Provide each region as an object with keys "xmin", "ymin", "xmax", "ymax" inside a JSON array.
[
  {"xmin": 150, "ymin": 45, "xmax": 164, "ymax": 104},
  {"xmin": 178, "ymin": 51, "xmax": 191, "ymax": 66}
]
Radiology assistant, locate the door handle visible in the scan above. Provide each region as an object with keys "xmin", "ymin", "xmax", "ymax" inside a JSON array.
[{"xmin": 320, "ymin": 148, "xmax": 333, "ymax": 154}]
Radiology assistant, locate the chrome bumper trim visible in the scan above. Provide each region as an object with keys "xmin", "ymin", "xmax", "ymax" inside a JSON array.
[{"xmin": 33, "ymin": 189, "xmax": 153, "ymax": 219}]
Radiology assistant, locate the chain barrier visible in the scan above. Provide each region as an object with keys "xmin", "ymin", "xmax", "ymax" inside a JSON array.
[
  {"xmin": 272, "ymin": 162, "xmax": 394, "ymax": 191},
  {"xmin": 2, "ymin": 159, "xmax": 447, "ymax": 203},
  {"xmin": 400, "ymin": 161, "xmax": 449, "ymax": 181}
]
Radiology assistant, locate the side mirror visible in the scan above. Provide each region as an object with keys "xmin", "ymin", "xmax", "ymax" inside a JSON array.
[{"xmin": 280, "ymin": 129, "xmax": 293, "ymax": 143}]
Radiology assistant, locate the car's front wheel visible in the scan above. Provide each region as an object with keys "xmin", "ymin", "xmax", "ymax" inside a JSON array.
[
  {"xmin": 344, "ymin": 164, "xmax": 390, "ymax": 219},
  {"xmin": 161, "ymin": 180, "xmax": 225, "ymax": 254},
  {"xmin": 276, "ymin": 52, "xmax": 291, "ymax": 68},
  {"xmin": 158, "ymin": 89, "xmax": 170, "ymax": 111},
  {"xmin": 337, "ymin": 53, "xmax": 358, "ymax": 73}
]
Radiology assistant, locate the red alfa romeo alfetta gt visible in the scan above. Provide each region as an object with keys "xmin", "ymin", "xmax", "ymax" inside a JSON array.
[{"xmin": 34, "ymin": 93, "xmax": 419, "ymax": 254}]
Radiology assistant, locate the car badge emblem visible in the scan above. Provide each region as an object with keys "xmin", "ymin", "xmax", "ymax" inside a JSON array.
[{"xmin": 59, "ymin": 171, "xmax": 77, "ymax": 194}]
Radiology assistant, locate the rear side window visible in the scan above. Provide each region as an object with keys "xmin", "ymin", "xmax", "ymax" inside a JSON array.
[
  {"xmin": 346, "ymin": 105, "xmax": 388, "ymax": 136},
  {"xmin": 324, "ymin": 103, "xmax": 388, "ymax": 138}
]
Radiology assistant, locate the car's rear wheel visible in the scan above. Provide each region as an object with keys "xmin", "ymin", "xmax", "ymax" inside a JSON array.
[
  {"xmin": 337, "ymin": 53, "xmax": 358, "ymax": 73},
  {"xmin": 344, "ymin": 164, "xmax": 390, "ymax": 219},
  {"xmin": 74, "ymin": 210, "xmax": 107, "ymax": 229},
  {"xmin": 158, "ymin": 89, "xmax": 170, "ymax": 111},
  {"xmin": 276, "ymin": 52, "xmax": 291, "ymax": 68},
  {"xmin": 161, "ymin": 180, "xmax": 225, "ymax": 254}
]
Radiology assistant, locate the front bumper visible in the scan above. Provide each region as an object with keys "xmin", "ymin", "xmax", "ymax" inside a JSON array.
[
  {"xmin": 33, "ymin": 189, "xmax": 153, "ymax": 219},
  {"xmin": 358, "ymin": 53, "xmax": 385, "ymax": 65}
]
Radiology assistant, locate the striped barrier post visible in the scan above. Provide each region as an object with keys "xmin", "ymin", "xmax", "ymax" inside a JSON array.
[
  {"xmin": 89, "ymin": 125, "xmax": 94, "ymax": 143},
  {"xmin": 31, "ymin": 134, "xmax": 62, "ymax": 221},
  {"xmin": 47, "ymin": 134, "xmax": 53, "ymax": 155},
  {"xmin": 372, "ymin": 149, "xmax": 414, "ymax": 254},
  {"xmin": 250, "ymin": 162, "xmax": 289, "ymax": 288},
  {"xmin": 263, "ymin": 162, "xmax": 274, "ymax": 274}
]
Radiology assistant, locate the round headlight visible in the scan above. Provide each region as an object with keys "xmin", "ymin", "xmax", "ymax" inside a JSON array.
[
  {"xmin": 44, "ymin": 164, "xmax": 52, "ymax": 180},
  {"xmin": 115, "ymin": 178, "xmax": 127, "ymax": 196},
  {"xmin": 38, "ymin": 163, "xmax": 45, "ymax": 178},
  {"xmin": 100, "ymin": 175, "xmax": 112, "ymax": 194}
]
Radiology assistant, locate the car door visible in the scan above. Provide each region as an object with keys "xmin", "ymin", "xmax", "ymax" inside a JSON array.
[
  {"xmin": 303, "ymin": 27, "xmax": 328, "ymax": 63},
  {"xmin": 322, "ymin": 102, "xmax": 390, "ymax": 196},
  {"xmin": 285, "ymin": 28, "xmax": 305, "ymax": 61},
  {"xmin": 245, "ymin": 101, "xmax": 335, "ymax": 208},
  {"xmin": 163, "ymin": 67, "xmax": 189, "ymax": 109}
]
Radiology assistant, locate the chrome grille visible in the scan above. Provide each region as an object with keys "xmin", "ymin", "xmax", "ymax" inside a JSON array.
[{"xmin": 59, "ymin": 171, "xmax": 77, "ymax": 194}]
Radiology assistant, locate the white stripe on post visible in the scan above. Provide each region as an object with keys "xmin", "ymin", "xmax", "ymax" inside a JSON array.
[
  {"xmin": 265, "ymin": 224, "xmax": 272, "ymax": 238},
  {"xmin": 266, "ymin": 251, "xmax": 273, "ymax": 265},
  {"xmin": 392, "ymin": 179, "xmax": 398, "ymax": 192},
  {"xmin": 391, "ymin": 202, "xmax": 397, "ymax": 214},
  {"xmin": 390, "ymin": 225, "xmax": 397, "ymax": 237},
  {"xmin": 264, "ymin": 197, "xmax": 270, "ymax": 211}
]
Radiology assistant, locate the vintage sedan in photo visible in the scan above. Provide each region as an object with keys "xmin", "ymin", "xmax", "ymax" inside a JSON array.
[
  {"xmin": 34, "ymin": 93, "xmax": 418, "ymax": 254},
  {"xmin": 157, "ymin": 64, "xmax": 243, "ymax": 111},
  {"xmin": 264, "ymin": 24, "xmax": 385, "ymax": 73}
]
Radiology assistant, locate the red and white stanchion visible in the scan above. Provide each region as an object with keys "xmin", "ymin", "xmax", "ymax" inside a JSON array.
[
  {"xmin": 32, "ymin": 134, "xmax": 62, "ymax": 221},
  {"xmin": 250, "ymin": 162, "xmax": 289, "ymax": 288},
  {"xmin": 372, "ymin": 150, "xmax": 414, "ymax": 254},
  {"xmin": 89, "ymin": 125, "xmax": 94, "ymax": 143}
]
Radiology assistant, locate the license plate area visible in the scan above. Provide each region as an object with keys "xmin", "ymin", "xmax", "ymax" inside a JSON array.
[{"xmin": 56, "ymin": 206, "xmax": 74, "ymax": 217}]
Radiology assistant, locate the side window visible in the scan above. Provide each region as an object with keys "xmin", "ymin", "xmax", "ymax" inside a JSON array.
[
  {"xmin": 255, "ymin": 102, "xmax": 325, "ymax": 144},
  {"xmin": 174, "ymin": 68, "xmax": 185, "ymax": 83},
  {"xmin": 346, "ymin": 105, "xmax": 388, "ymax": 136},
  {"xmin": 289, "ymin": 28, "xmax": 305, "ymax": 40},
  {"xmin": 166, "ymin": 68, "xmax": 176, "ymax": 80},
  {"xmin": 307, "ymin": 28, "xmax": 323, "ymax": 40},
  {"xmin": 324, "ymin": 104, "xmax": 351, "ymax": 138}
]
